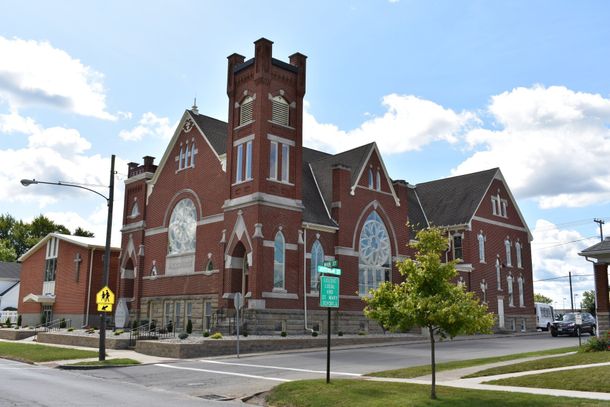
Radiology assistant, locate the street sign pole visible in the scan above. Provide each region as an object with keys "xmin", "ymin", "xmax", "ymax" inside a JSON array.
[
  {"xmin": 234, "ymin": 292, "xmax": 243, "ymax": 358},
  {"xmin": 326, "ymin": 306, "xmax": 331, "ymax": 383}
]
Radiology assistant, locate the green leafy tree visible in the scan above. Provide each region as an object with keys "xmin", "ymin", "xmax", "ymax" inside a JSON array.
[
  {"xmin": 534, "ymin": 293, "xmax": 553, "ymax": 304},
  {"xmin": 0, "ymin": 239, "xmax": 17, "ymax": 262},
  {"xmin": 364, "ymin": 227, "xmax": 495, "ymax": 400},
  {"xmin": 29, "ymin": 214, "xmax": 70, "ymax": 238},
  {"xmin": 581, "ymin": 290, "xmax": 596, "ymax": 316},
  {"xmin": 73, "ymin": 227, "xmax": 94, "ymax": 237}
]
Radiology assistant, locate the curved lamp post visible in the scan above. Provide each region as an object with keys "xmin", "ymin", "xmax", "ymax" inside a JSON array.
[{"xmin": 21, "ymin": 154, "xmax": 115, "ymax": 361}]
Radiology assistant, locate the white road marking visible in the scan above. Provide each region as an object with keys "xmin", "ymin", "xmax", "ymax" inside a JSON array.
[
  {"xmin": 155, "ymin": 363, "xmax": 291, "ymax": 382},
  {"xmin": 199, "ymin": 360, "xmax": 362, "ymax": 376}
]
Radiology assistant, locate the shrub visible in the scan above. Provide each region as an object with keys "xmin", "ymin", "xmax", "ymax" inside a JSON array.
[
  {"xmin": 312, "ymin": 331, "xmax": 319, "ymax": 337},
  {"xmin": 582, "ymin": 332, "xmax": 609, "ymax": 352},
  {"xmin": 59, "ymin": 318, "xmax": 67, "ymax": 329},
  {"xmin": 280, "ymin": 331, "xmax": 287, "ymax": 337},
  {"xmin": 114, "ymin": 329, "xmax": 124, "ymax": 336},
  {"xmin": 149, "ymin": 321, "xmax": 156, "ymax": 331},
  {"xmin": 210, "ymin": 332, "xmax": 223, "ymax": 340},
  {"xmin": 242, "ymin": 330, "xmax": 248, "ymax": 337},
  {"xmin": 186, "ymin": 319, "xmax": 193, "ymax": 334},
  {"xmin": 5, "ymin": 317, "xmax": 11, "ymax": 327},
  {"xmin": 17, "ymin": 315, "xmax": 22, "ymax": 327},
  {"xmin": 166, "ymin": 321, "xmax": 173, "ymax": 333},
  {"xmin": 203, "ymin": 331, "xmax": 210, "ymax": 337},
  {"xmin": 338, "ymin": 331, "xmax": 344, "ymax": 337},
  {"xmin": 178, "ymin": 332, "xmax": 189, "ymax": 340},
  {"xmin": 86, "ymin": 328, "xmax": 95, "ymax": 334},
  {"xmin": 67, "ymin": 327, "xmax": 75, "ymax": 332},
  {"xmin": 358, "ymin": 331, "xmax": 367, "ymax": 336}
]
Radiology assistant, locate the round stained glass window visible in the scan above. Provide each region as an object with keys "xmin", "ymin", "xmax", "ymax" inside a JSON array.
[
  {"xmin": 359, "ymin": 211, "xmax": 390, "ymax": 267},
  {"xmin": 168, "ymin": 199, "xmax": 197, "ymax": 254}
]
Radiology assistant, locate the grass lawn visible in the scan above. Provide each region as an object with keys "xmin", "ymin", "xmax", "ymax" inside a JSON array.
[
  {"xmin": 0, "ymin": 342, "xmax": 98, "ymax": 363},
  {"xmin": 368, "ymin": 346, "xmax": 576, "ymax": 378},
  {"xmin": 68, "ymin": 358, "xmax": 140, "ymax": 367},
  {"xmin": 465, "ymin": 351, "xmax": 610, "ymax": 378},
  {"xmin": 266, "ymin": 379, "xmax": 608, "ymax": 407},
  {"xmin": 486, "ymin": 365, "xmax": 610, "ymax": 393}
]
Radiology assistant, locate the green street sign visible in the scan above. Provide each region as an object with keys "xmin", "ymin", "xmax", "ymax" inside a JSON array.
[
  {"xmin": 320, "ymin": 276, "xmax": 340, "ymax": 308},
  {"xmin": 323, "ymin": 260, "xmax": 338, "ymax": 268},
  {"xmin": 317, "ymin": 265, "xmax": 342, "ymax": 276}
]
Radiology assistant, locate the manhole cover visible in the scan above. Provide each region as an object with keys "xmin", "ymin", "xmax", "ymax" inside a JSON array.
[{"xmin": 197, "ymin": 394, "xmax": 234, "ymax": 401}]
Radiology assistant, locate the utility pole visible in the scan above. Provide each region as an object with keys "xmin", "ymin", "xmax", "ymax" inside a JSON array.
[
  {"xmin": 594, "ymin": 218, "xmax": 605, "ymax": 241},
  {"xmin": 569, "ymin": 271, "xmax": 574, "ymax": 312}
]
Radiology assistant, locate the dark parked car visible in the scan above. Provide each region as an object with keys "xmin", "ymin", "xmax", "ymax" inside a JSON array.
[{"xmin": 550, "ymin": 312, "xmax": 596, "ymax": 337}]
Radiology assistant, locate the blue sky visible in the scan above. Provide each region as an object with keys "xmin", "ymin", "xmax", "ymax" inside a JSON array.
[{"xmin": 1, "ymin": 1, "xmax": 609, "ymax": 307}]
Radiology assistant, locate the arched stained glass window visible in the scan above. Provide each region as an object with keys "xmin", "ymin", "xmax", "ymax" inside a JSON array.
[
  {"xmin": 274, "ymin": 232, "xmax": 285, "ymax": 289},
  {"xmin": 168, "ymin": 199, "xmax": 197, "ymax": 254},
  {"xmin": 478, "ymin": 232, "xmax": 485, "ymax": 263},
  {"xmin": 358, "ymin": 211, "xmax": 391, "ymax": 295},
  {"xmin": 310, "ymin": 240, "xmax": 324, "ymax": 292}
]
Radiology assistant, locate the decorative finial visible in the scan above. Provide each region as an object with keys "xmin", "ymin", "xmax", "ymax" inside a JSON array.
[{"xmin": 191, "ymin": 97, "xmax": 199, "ymax": 114}]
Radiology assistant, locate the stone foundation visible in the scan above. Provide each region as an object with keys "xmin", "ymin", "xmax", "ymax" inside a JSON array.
[
  {"xmin": 0, "ymin": 328, "xmax": 37, "ymax": 340},
  {"xmin": 37, "ymin": 332, "xmax": 130, "ymax": 349}
]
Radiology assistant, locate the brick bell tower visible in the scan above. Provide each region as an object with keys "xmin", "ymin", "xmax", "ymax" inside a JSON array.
[{"xmin": 223, "ymin": 38, "xmax": 307, "ymax": 309}]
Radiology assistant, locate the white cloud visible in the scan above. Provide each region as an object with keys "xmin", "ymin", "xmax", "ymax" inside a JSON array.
[
  {"xmin": 531, "ymin": 219, "xmax": 598, "ymax": 308},
  {"xmin": 0, "ymin": 109, "xmax": 39, "ymax": 134},
  {"xmin": 119, "ymin": 112, "xmax": 174, "ymax": 141},
  {"xmin": 453, "ymin": 85, "xmax": 610, "ymax": 208},
  {"xmin": 0, "ymin": 36, "xmax": 115, "ymax": 120},
  {"xmin": 303, "ymin": 94, "xmax": 477, "ymax": 154}
]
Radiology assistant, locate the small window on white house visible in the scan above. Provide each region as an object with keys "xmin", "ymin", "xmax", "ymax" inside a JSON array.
[
  {"xmin": 271, "ymin": 95, "xmax": 289, "ymax": 126},
  {"xmin": 376, "ymin": 169, "xmax": 381, "ymax": 191},
  {"xmin": 515, "ymin": 241, "xmax": 522, "ymax": 268},
  {"xmin": 477, "ymin": 232, "xmax": 485, "ymax": 263},
  {"xmin": 368, "ymin": 168, "xmax": 374, "ymax": 189},
  {"xmin": 240, "ymin": 96, "xmax": 254, "ymax": 125},
  {"xmin": 505, "ymin": 238, "xmax": 512, "ymax": 267}
]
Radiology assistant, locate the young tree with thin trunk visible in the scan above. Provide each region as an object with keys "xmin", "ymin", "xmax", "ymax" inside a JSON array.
[{"xmin": 364, "ymin": 227, "xmax": 495, "ymax": 400}]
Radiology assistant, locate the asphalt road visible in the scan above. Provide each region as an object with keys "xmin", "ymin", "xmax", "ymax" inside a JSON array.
[{"xmin": 72, "ymin": 333, "xmax": 580, "ymax": 402}]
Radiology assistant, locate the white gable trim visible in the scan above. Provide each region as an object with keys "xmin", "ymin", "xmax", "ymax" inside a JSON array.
[{"xmin": 349, "ymin": 143, "xmax": 400, "ymax": 206}]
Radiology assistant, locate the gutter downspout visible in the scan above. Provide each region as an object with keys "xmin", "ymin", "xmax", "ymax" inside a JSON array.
[
  {"xmin": 84, "ymin": 248, "xmax": 95, "ymax": 327},
  {"xmin": 584, "ymin": 256, "xmax": 600, "ymax": 338},
  {"xmin": 303, "ymin": 227, "xmax": 313, "ymax": 333}
]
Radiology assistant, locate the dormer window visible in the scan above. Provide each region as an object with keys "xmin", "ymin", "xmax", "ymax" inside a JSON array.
[
  {"xmin": 271, "ymin": 95, "xmax": 289, "ymax": 126},
  {"xmin": 240, "ymin": 96, "xmax": 254, "ymax": 125}
]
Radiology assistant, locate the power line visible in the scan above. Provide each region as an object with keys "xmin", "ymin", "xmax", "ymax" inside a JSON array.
[
  {"xmin": 534, "ymin": 274, "xmax": 593, "ymax": 282},
  {"xmin": 533, "ymin": 236, "xmax": 597, "ymax": 250}
]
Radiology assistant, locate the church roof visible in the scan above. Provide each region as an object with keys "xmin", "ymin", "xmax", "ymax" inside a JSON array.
[
  {"xmin": 189, "ymin": 111, "xmax": 228, "ymax": 155},
  {"xmin": 405, "ymin": 186, "xmax": 428, "ymax": 231},
  {"xmin": 415, "ymin": 168, "xmax": 499, "ymax": 227}
]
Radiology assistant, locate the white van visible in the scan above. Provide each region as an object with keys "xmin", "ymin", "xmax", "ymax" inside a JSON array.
[{"xmin": 535, "ymin": 302, "xmax": 554, "ymax": 331}]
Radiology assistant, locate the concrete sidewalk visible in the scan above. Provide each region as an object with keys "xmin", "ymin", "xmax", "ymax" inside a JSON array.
[{"xmin": 364, "ymin": 354, "xmax": 610, "ymax": 402}]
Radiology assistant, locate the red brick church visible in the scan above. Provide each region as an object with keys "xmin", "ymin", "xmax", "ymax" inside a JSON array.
[{"xmin": 117, "ymin": 39, "xmax": 535, "ymax": 334}]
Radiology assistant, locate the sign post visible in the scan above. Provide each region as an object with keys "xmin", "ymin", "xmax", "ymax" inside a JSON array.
[
  {"xmin": 95, "ymin": 285, "xmax": 115, "ymax": 361},
  {"xmin": 234, "ymin": 292, "xmax": 243, "ymax": 358},
  {"xmin": 575, "ymin": 313, "xmax": 582, "ymax": 347},
  {"xmin": 319, "ymin": 270, "xmax": 340, "ymax": 384}
]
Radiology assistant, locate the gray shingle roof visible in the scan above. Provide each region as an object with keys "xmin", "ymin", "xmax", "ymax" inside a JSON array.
[
  {"xmin": 580, "ymin": 238, "xmax": 610, "ymax": 256},
  {"xmin": 309, "ymin": 143, "xmax": 374, "ymax": 211},
  {"xmin": 302, "ymin": 148, "xmax": 336, "ymax": 227},
  {"xmin": 0, "ymin": 262, "xmax": 21, "ymax": 280},
  {"xmin": 189, "ymin": 111, "xmax": 228, "ymax": 155},
  {"xmin": 415, "ymin": 168, "xmax": 498, "ymax": 227},
  {"xmin": 406, "ymin": 186, "xmax": 428, "ymax": 232}
]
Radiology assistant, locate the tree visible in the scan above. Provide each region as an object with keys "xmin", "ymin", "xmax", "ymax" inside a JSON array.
[
  {"xmin": 534, "ymin": 293, "xmax": 553, "ymax": 304},
  {"xmin": 0, "ymin": 240, "xmax": 17, "ymax": 262},
  {"xmin": 581, "ymin": 290, "xmax": 595, "ymax": 316},
  {"xmin": 74, "ymin": 227, "xmax": 94, "ymax": 237},
  {"xmin": 364, "ymin": 227, "xmax": 495, "ymax": 400}
]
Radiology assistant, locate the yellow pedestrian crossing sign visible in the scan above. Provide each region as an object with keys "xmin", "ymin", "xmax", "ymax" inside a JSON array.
[{"xmin": 96, "ymin": 286, "xmax": 115, "ymax": 306}]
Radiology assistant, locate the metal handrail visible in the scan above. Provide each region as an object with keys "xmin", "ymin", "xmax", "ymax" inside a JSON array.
[{"xmin": 34, "ymin": 318, "xmax": 71, "ymax": 333}]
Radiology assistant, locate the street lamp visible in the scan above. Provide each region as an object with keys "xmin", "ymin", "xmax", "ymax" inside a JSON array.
[{"xmin": 21, "ymin": 154, "xmax": 115, "ymax": 361}]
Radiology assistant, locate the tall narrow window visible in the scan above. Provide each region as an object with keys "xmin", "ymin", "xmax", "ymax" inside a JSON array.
[
  {"xmin": 496, "ymin": 258, "xmax": 502, "ymax": 290},
  {"xmin": 515, "ymin": 241, "xmax": 522, "ymax": 268},
  {"xmin": 240, "ymin": 96, "xmax": 254, "ymax": 125},
  {"xmin": 271, "ymin": 95, "xmax": 289, "ymax": 126},
  {"xmin": 174, "ymin": 301, "xmax": 183, "ymax": 331},
  {"xmin": 269, "ymin": 141, "xmax": 278, "ymax": 180},
  {"xmin": 235, "ymin": 144, "xmax": 244, "ymax": 182},
  {"xmin": 359, "ymin": 211, "xmax": 391, "ymax": 295},
  {"xmin": 274, "ymin": 232, "xmax": 285, "ymax": 289},
  {"xmin": 281, "ymin": 143, "xmax": 289, "ymax": 182},
  {"xmin": 310, "ymin": 240, "xmax": 324, "ymax": 292},
  {"xmin": 245, "ymin": 140, "xmax": 252, "ymax": 180},
  {"xmin": 376, "ymin": 170, "xmax": 381, "ymax": 191},
  {"xmin": 453, "ymin": 235, "xmax": 463, "ymax": 261},
  {"xmin": 505, "ymin": 238, "xmax": 512, "ymax": 267},
  {"xmin": 518, "ymin": 275, "xmax": 524, "ymax": 307},
  {"xmin": 179, "ymin": 146, "xmax": 184, "ymax": 170},
  {"xmin": 190, "ymin": 142, "xmax": 196, "ymax": 167},
  {"xmin": 478, "ymin": 232, "xmax": 485, "ymax": 263},
  {"xmin": 368, "ymin": 169, "xmax": 374, "ymax": 189},
  {"xmin": 184, "ymin": 144, "xmax": 190, "ymax": 168},
  {"xmin": 44, "ymin": 237, "xmax": 59, "ymax": 283},
  {"xmin": 164, "ymin": 301, "xmax": 172, "ymax": 328},
  {"xmin": 501, "ymin": 200, "xmax": 508, "ymax": 217},
  {"xmin": 491, "ymin": 196, "xmax": 499, "ymax": 215}
]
